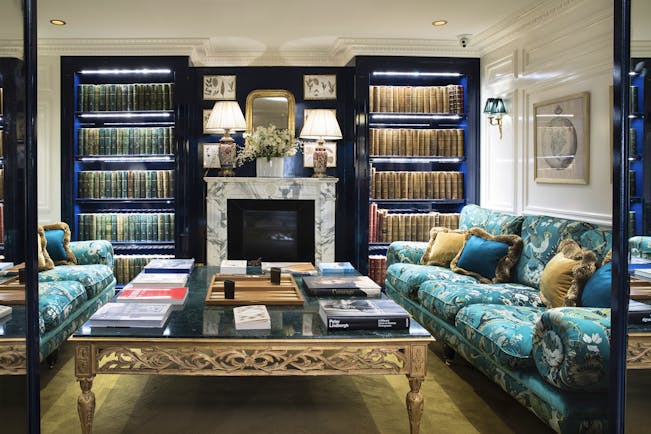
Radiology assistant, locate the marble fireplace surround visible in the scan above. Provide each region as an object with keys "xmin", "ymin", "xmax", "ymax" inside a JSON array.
[{"xmin": 204, "ymin": 177, "xmax": 338, "ymax": 266}]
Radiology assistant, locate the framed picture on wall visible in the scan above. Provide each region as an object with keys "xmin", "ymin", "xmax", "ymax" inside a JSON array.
[
  {"xmin": 534, "ymin": 92, "xmax": 590, "ymax": 184},
  {"xmin": 303, "ymin": 142, "xmax": 337, "ymax": 167},
  {"xmin": 303, "ymin": 74, "xmax": 337, "ymax": 100},
  {"xmin": 203, "ymin": 75, "xmax": 236, "ymax": 100}
]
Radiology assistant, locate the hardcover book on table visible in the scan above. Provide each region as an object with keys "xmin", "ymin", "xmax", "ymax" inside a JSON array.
[
  {"xmin": 317, "ymin": 262, "xmax": 356, "ymax": 274},
  {"xmin": 302, "ymin": 276, "xmax": 381, "ymax": 297},
  {"xmin": 233, "ymin": 305, "xmax": 271, "ymax": 330},
  {"xmin": 629, "ymin": 299, "xmax": 651, "ymax": 325},
  {"xmin": 318, "ymin": 299, "xmax": 410, "ymax": 330},
  {"xmin": 261, "ymin": 262, "xmax": 317, "ymax": 275},
  {"xmin": 87, "ymin": 302, "xmax": 173, "ymax": 328},
  {"xmin": 129, "ymin": 272, "xmax": 188, "ymax": 288},
  {"xmin": 116, "ymin": 286, "xmax": 189, "ymax": 305},
  {"xmin": 143, "ymin": 258, "xmax": 195, "ymax": 274}
]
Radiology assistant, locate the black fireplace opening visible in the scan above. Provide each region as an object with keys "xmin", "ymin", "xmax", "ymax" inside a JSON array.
[{"xmin": 227, "ymin": 199, "xmax": 315, "ymax": 262}]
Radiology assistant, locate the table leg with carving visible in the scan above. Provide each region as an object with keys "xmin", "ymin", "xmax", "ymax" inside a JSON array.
[
  {"xmin": 77, "ymin": 377, "xmax": 96, "ymax": 434},
  {"xmin": 405, "ymin": 343, "xmax": 428, "ymax": 434}
]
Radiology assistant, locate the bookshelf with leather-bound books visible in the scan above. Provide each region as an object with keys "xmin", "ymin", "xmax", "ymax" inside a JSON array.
[
  {"xmin": 354, "ymin": 56, "xmax": 479, "ymax": 275},
  {"xmin": 61, "ymin": 56, "xmax": 190, "ymax": 284}
]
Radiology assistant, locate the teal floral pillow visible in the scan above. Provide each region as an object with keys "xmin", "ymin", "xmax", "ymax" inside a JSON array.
[{"xmin": 42, "ymin": 222, "xmax": 77, "ymax": 265}]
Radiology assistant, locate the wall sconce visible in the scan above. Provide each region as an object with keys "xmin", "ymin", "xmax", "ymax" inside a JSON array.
[{"xmin": 483, "ymin": 98, "xmax": 507, "ymax": 139}]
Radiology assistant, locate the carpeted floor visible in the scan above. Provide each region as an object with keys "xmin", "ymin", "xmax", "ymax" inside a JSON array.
[{"xmin": 39, "ymin": 341, "xmax": 553, "ymax": 434}]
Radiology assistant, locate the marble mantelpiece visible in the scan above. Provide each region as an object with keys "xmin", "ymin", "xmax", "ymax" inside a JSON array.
[{"xmin": 204, "ymin": 177, "xmax": 338, "ymax": 265}]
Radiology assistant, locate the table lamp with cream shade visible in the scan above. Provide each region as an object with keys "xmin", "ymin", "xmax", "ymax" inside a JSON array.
[
  {"xmin": 205, "ymin": 101, "xmax": 246, "ymax": 176},
  {"xmin": 299, "ymin": 109, "xmax": 342, "ymax": 177}
]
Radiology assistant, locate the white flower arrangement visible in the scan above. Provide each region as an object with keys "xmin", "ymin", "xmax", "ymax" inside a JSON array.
[{"xmin": 237, "ymin": 124, "xmax": 302, "ymax": 164}]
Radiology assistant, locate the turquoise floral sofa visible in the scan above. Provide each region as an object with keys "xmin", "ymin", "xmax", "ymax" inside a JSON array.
[
  {"xmin": 38, "ymin": 239, "xmax": 116, "ymax": 362},
  {"xmin": 385, "ymin": 204, "xmax": 611, "ymax": 433}
]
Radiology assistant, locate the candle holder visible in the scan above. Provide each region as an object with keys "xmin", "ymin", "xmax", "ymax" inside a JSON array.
[{"xmin": 224, "ymin": 279, "xmax": 235, "ymax": 299}]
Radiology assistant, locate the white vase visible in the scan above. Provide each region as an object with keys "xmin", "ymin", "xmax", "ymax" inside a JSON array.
[{"xmin": 256, "ymin": 157, "xmax": 286, "ymax": 177}]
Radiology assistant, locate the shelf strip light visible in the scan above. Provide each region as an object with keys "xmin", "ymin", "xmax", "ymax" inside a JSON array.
[
  {"xmin": 78, "ymin": 156, "xmax": 174, "ymax": 163},
  {"xmin": 371, "ymin": 157, "xmax": 463, "ymax": 164},
  {"xmin": 371, "ymin": 114, "xmax": 462, "ymax": 120},
  {"xmin": 79, "ymin": 112, "xmax": 172, "ymax": 119},
  {"xmin": 373, "ymin": 71, "xmax": 462, "ymax": 77},
  {"xmin": 369, "ymin": 123, "xmax": 429, "ymax": 128},
  {"xmin": 79, "ymin": 68, "xmax": 172, "ymax": 75}
]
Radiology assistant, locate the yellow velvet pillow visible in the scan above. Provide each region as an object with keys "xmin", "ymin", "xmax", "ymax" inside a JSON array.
[
  {"xmin": 37, "ymin": 225, "xmax": 55, "ymax": 272},
  {"xmin": 539, "ymin": 239, "xmax": 597, "ymax": 308},
  {"xmin": 420, "ymin": 227, "xmax": 467, "ymax": 267}
]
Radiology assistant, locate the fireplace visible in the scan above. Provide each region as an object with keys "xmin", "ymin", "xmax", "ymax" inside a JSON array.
[
  {"xmin": 204, "ymin": 177, "xmax": 337, "ymax": 265},
  {"xmin": 227, "ymin": 199, "xmax": 315, "ymax": 262}
]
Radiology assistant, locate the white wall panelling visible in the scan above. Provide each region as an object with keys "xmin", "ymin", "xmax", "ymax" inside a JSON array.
[{"xmin": 480, "ymin": 0, "xmax": 613, "ymax": 226}]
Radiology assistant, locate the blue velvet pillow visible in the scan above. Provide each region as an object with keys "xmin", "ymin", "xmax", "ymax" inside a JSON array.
[
  {"xmin": 451, "ymin": 227, "xmax": 523, "ymax": 284},
  {"xmin": 580, "ymin": 262, "xmax": 611, "ymax": 308},
  {"xmin": 43, "ymin": 222, "xmax": 77, "ymax": 265}
]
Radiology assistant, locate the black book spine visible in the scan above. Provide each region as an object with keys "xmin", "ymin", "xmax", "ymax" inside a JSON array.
[
  {"xmin": 628, "ymin": 312, "xmax": 651, "ymax": 325},
  {"xmin": 322, "ymin": 314, "xmax": 409, "ymax": 330}
]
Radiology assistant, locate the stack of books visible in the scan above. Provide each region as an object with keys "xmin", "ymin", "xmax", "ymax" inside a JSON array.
[
  {"xmin": 317, "ymin": 262, "xmax": 356, "ymax": 274},
  {"xmin": 261, "ymin": 262, "xmax": 317, "ymax": 275},
  {"xmin": 302, "ymin": 275, "xmax": 381, "ymax": 297},
  {"xmin": 318, "ymin": 299, "xmax": 410, "ymax": 331},
  {"xmin": 143, "ymin": 258, "xmax": 195, "ymax": 274}
]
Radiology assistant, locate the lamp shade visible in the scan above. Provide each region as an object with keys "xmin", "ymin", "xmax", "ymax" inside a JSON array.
[
  {"xmin": 492, "ymin": 98, "xmax": 507, "ymax": 114},
  {"xmin": 299, "ymin": 109, "xmax": 342, "ymax": 140},
  {"xmin": 206, "ymin": 101, "xmax": 246, "ymax": 133},
  {"xmin": 483, "ymin": 98, "xmax": 496, "ymax": 114}
]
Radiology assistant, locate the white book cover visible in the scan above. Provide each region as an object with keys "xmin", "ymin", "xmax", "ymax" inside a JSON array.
[
  {"xmin": 88, "ymin": 303, "xmax": 173, "ymax": 328},
  {"xmin": 130, "ymin": 272, "xmax": 188, "ymax": 288},
  {"xmin": 0, "ymin": 305, "xmax": 12, "ymax": 320},
  {"xmin": 233, "ymin": 305, "xmax": 271, "ymax": 330},
  {"xmin": 220, "ymin": 260, "xmax": 247, "ymax": 275}
]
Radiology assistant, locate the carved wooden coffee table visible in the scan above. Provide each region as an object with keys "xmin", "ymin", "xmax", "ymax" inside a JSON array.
[
  {"xmin": 0, "ymin": 305, "xmax": 26, "ymax": 375},
  {"xmin": 71, "ymin": 267, "xmax": 434, "ymax": 434}
]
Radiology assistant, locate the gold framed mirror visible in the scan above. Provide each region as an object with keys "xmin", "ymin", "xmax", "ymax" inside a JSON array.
[{"xmin": 245, "ymin": 89, "xmax": 296, "ymax": 136}]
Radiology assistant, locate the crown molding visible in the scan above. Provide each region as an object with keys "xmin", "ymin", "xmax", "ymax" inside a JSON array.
[
  {"xmin": 632, "ymin": 41, "xmax": 651, "ymax": 58},
  {"xmin": 471, "ymin": 0, "xmax": 595, "ymax": 55},
  {"xmin": 0, "ymin": 39, "xmax": 23, "ymax": 58},
  {"xmin": 35, "ymin": 38, "xmax": 203, "ymax": 56}
]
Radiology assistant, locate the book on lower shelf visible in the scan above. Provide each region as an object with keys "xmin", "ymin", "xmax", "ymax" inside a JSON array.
[
  {"xmin": 318, "ymin": 299, "xmax": 410, "ymax": 330},
  {"xmin": 302, "ymin": 276, "xmax": 381, "ymax": 297},
  {"xmin": 260, "ymin": 262, "xmax": 317, "ymax": 275},
  {"xmin": 143, "ymin": 258, "xmax": 195, "ymax": 274},
  {"xmin": 129, "ymin": 272, "xmax": 188, "ymax": 288},
  {"xmin": 631, "ymin": 268, "xmax": 651, "ymax": 281},
  {"xmin": 233, "ymin": 305, "xmax": 271, "ymax": 330},
  {"xmin": 87, "ymin": 302, "xmax": 173, "ymax": 328},
  {"xmin": 629, "ymin": 299, "xmax": 651, "ymax": 325},
  {"xmin": 116, "ymin": 285, "xmax": 189, "ymax": 305},
  {"xmin": 317, "ymin": 262, "xmax": 356, "ymax": 274}
]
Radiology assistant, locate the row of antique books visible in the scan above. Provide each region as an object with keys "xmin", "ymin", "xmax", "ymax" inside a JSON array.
[
  {"xmin": 113, "ymin": 254, "xmax": 174, "ymax": 284},
  {"xmin": 78, "ymin": 170, "xmax": 174, "ymax": 199},
  {"xmin": 369, "ymin": 128, "xmax": 464, "ymax": 157},
  {"xmin": 0, "ymin": 168, "xmax": 3, "ymax": 200},
  {"xmin": 77, "ymin": 212, "xmax": 175, "ymax": 242},
  {"xmin": 369, "ymin": 204, "xmax": 460, "ymax": 243},
  {"xmin": 368, "ymin": 255, "xmax": 387, "ymax": 287},
  {"xmin": 77, "ymin": 83, "xmax": 174, "ymax": 112},
  {"xmin": 369, "ymin": 84, "xmax": 464, "ymax": 114},
  {"xmin": 78, "ymin": 126, "xmax": 175, "ymax": 156},
  {"xmin": 370, "ymin": 168, "xmax": 464, "ymax": 200}
]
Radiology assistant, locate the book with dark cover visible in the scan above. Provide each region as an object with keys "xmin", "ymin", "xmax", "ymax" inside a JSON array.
[
  {"xmin": 318, "ymin": 299, "xmax": 410, "ymax": 330},
  {"xmin": 303, "ymin": 276, "xmax": 381, "ymax": 297},
  {"xmin": 143, "ymin": 258, "xmax": 195, "ymax": 274},
  {"xmin": 629, "ymin": 299, "xmax": 651, "ymax": 325}
]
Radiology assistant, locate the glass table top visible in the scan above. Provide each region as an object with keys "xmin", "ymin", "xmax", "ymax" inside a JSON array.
[
  {"xmin": 73, "ymin": 266, "xmax": 431, "ymax": 340},
  {"xmin": 0, "ymin": 305, "xmax": 25, "ymax": 339}
]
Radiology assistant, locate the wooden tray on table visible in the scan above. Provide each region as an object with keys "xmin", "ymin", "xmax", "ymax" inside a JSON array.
[
  {"xmin": 205, "ymin": 274, "xmax": 305, "ymax": 305},
  {"xmin": 630, "ymin": 277, "xmax": 651, "ymax": 300}
]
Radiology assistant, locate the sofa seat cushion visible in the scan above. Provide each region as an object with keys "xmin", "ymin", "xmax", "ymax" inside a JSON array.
[
  {"xmin": 455, "ymin": 304, "xmax": 545, "ymax": 369},
  {"xmin": 386, "ymin": 263, "xmax": 477, "ymax": 299},
  {"xmin": 418, "ymin": 281, "xmax": 545, "ymax": 322},
  {"xmin": 38, "ymin": 264, "xmax": 115, "ymax": 298},
  {"xmin": 38, "ymin": 280, "xmax": 88, "ymax": 333}
]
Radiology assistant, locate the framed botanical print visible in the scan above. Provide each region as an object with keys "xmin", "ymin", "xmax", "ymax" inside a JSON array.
[
  {"xmin": 203, "ymin": 75, "xmax": 236, "ymax": 100},
  {"xmin": 534, "ymin": 92, "xmax": 590, "ymax": 184},
  {"xmin": 303, "ymin": 74, "xmax": 337, "ymax": 100}
]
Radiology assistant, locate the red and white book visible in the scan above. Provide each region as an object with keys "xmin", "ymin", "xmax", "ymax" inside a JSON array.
[{"xmin": 116, "ymin": 285, "xmax": 189, "ymax": 305}]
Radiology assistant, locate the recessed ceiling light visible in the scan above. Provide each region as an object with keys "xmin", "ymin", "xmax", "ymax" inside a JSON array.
[
  {"xmin": 432, "ymin": 20, "xmax": 448, "ymax": 26},
  {"xmin": 50, "ymin": 19, "xmax": 66, "ymax": 26}
]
